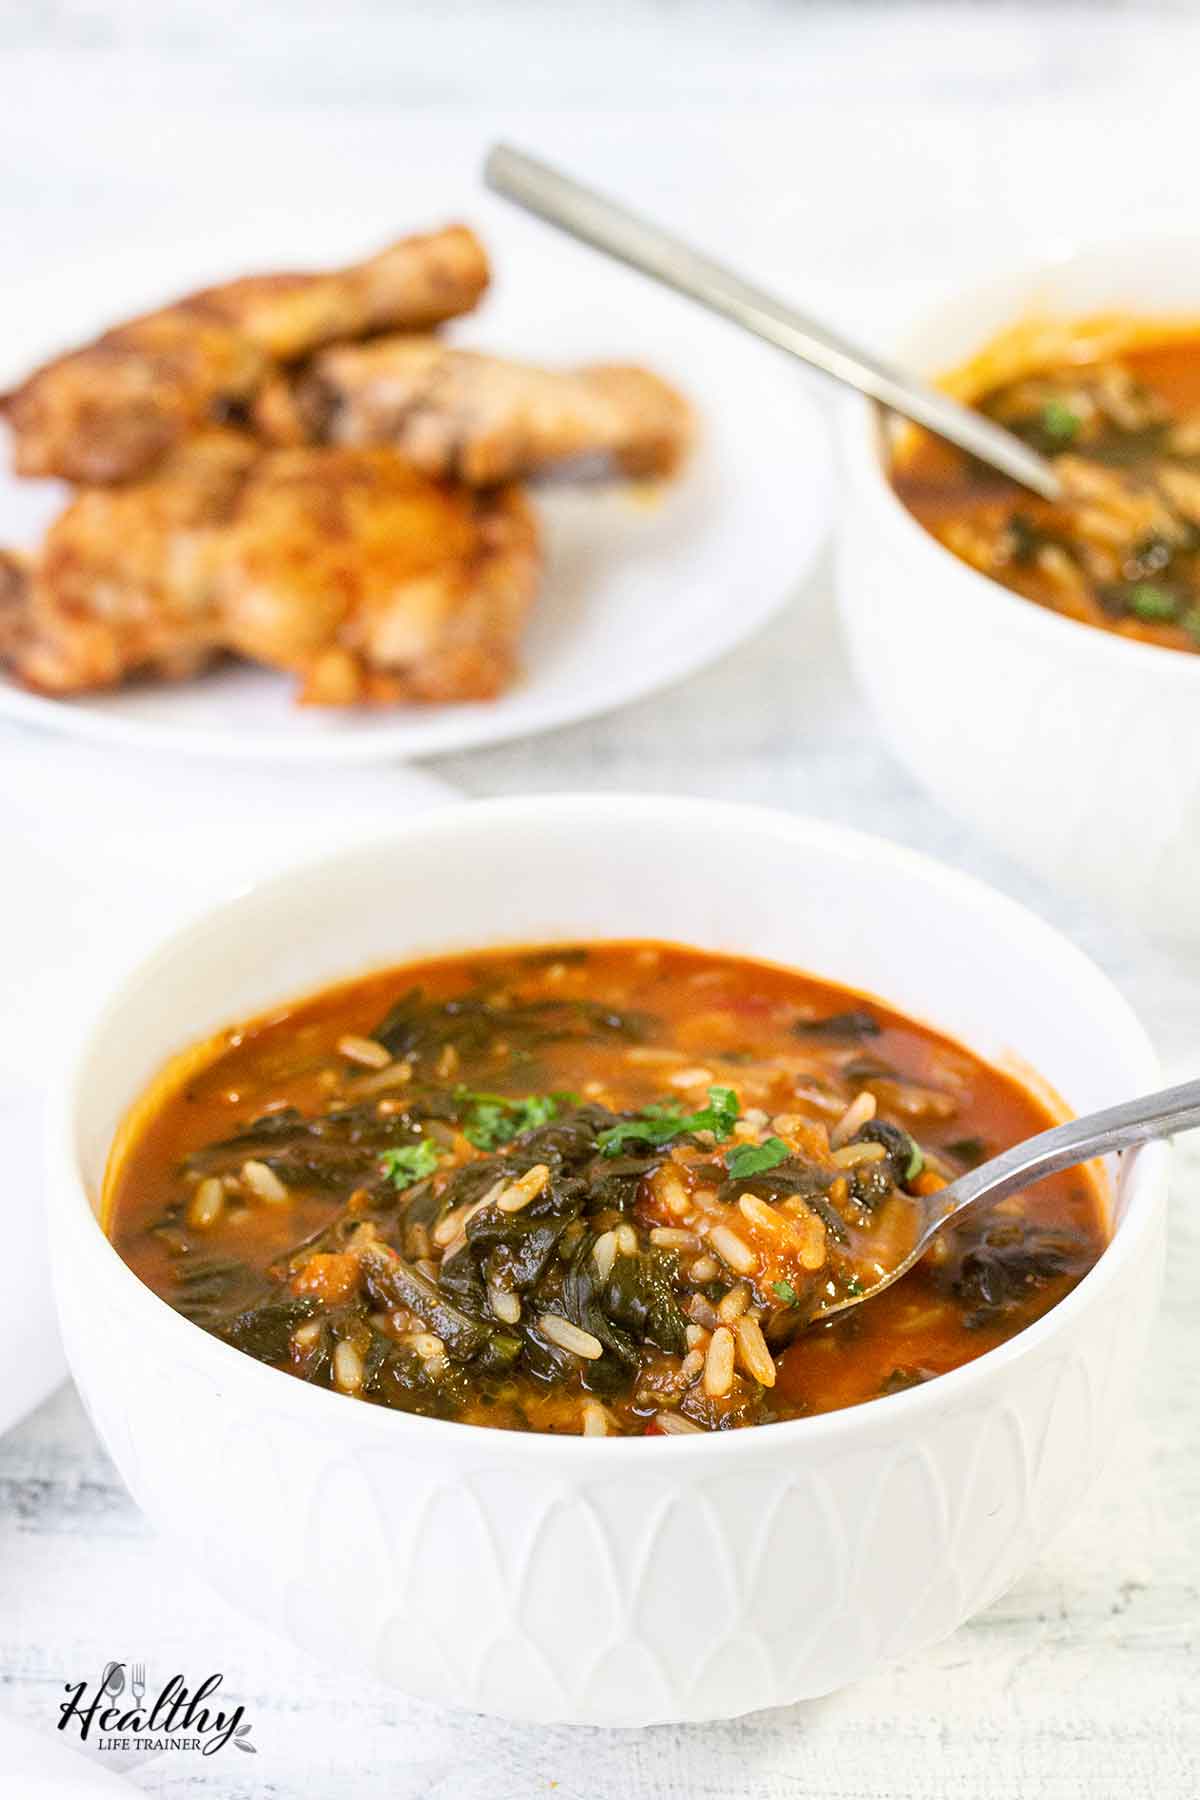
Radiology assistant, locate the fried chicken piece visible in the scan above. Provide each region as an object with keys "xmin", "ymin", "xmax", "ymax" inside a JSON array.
[
  {"xmin": 257, "ymin": 337, "xmax": 693, "ymax": 484},
  {"xmin": 1, "ymin": 432, "xmax": 255, "ymax": 694},
  {"xmin": 1, "ymin": 443, "xmax": 539, "ymax": 706},
  {"xmin": 4, "ymin": 226, "xmax": 489, "ymax": 485},
  {"xmin": 5, "ymin": 316, "xmax": 267, "ymax": 489},
  {"xmin": 179, "ymin": 225, "xmax": 490, "ymax": 359},
  {"xmin": 210, "ymin": 448, "xmax": 540, "ymax": 704},
  {"xmin": 0, "ymin": 550, "xmax": 31, "ymax": 671}
]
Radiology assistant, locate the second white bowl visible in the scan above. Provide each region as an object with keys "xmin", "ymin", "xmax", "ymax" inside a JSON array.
[{"xmin": 836, "ymin": 238, "xmax": 1200, "ymax": 937}]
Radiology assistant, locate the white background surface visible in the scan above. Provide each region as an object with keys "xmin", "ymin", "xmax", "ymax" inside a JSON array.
[{"xmin": 2, "ymin": 4, "xmax": 1200, "ymax": 1795}]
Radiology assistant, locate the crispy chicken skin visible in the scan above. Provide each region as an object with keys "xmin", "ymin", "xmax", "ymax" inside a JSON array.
[
  {"xmin": 5, "ymin": 317, "xmax": 267, "ymax": 490},
  {"xmin": 3, "ymin": 226, "xmax": 489, "ymax": 485},
  {"xmin": 0, "ymin": 444, "xmax": 540, "ymax": 706},
  {"xmin": 0, "ymin": 551, "xmax": 31, "ymax": 670},
  {"xmin": 1, "ymin": 432, "xmax": 255, "ymax": 694},
  {"xmin": 178, "ymin": 225, "xmax": 490, "ymax": 358},
  {"xmin": 256, "ymin": 338, "xmax": 694, "ymax": 484},
  {"xmin": 211, "ymin": 448, "xmax": 540, "ymax": 705}
]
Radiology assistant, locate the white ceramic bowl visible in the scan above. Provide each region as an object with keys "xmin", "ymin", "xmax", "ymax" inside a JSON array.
[
  {"xmin": 837, "ymin": 239, "xmax": 1200, "ymax": 937},
  {"xmin": 49, "ymin": 796, "xmax": 1166, "ymax": 1726}
]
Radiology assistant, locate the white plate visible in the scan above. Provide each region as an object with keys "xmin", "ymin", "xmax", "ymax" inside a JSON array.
[
  {"xmin": 0, "ymin": 216, "xmax": 830, "ymax": 764},
  {"xmin": 0, "ymin": 737, "xmax": 455, "ymax": 1440}
]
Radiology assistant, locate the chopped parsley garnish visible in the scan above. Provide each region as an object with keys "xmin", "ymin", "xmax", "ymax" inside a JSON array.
[
  {"xmin": 1040, "ymin": 399, "xmax": 1080, "ymax": 444},
  {"xmin": 597, "ymin": 1085, "xmax": 739, "ymax": 1157},
  {"xmin": 1128, "ymin": 582, "xmax": 1179, "ymax": 622},
  {"xmin": 725, "ymin": 1136, "xmax": 791, "ymax": 1180},
  {"xmin": 772, "ymin": 1279, "xmax": 798, "ymax": 1305},
  {"xmin": 379, "ymin": 1140, "xmax": 443, "ymax": 1189},
  {"xmin": 845, "ymin": 1274, "xmax": 865, "ymax": 1297},
  {"xmin": 455, "ymin": 1088, "xmax": 570, "ymax": 1150}
]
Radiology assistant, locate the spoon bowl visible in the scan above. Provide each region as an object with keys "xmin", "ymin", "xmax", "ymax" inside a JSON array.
[{"xmin": 818, "ymin": 1076, "xmax": 1198, "ymax": 1321}]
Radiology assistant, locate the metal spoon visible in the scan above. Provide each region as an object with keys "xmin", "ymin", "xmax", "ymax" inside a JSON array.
[
  {"xmin": 484, "ymin": 143, "xmax": 1061, "ymax": 502},
  {"xmin": 815, "ymin": 1077, "xmax": 1198, "ymax": 1321}
]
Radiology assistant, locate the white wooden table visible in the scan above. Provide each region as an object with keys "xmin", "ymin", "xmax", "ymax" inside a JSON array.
[{"xmin": 3, "ymin": 8, "xmax": 1199, "ymax": 1794}]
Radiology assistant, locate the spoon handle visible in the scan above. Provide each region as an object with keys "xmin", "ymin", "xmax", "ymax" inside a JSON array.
[
  {"xmin": 938, "ymin": 1076, "xmax": 1200, "ymax": 1221},
  {"xmin": 484, "ymin": 142, "xmax": 1060, "ymax": 501}
]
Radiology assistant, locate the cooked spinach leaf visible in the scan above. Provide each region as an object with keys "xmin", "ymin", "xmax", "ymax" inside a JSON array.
[
  {"xmin": 369, "ymin": 988, "xmax": 652, "ymax": 1063},
  {"xmin": 601, "ymin": 1246, "xmax": 688, "ymax": 1356},
  {"xmin": 851, "ymin": 1120, "xmax": 922, "ymax": 1193},
  {"xmin": 792, "ymin": 1010, "xmax": 880, "ymax": 1041},
  {"xmin": 359, "ymin": 1246, "xmax": 495, "ymax": 1361},
  {"xmin": 944, "ymin": 1136, "xmax": 988, "ymax": 1168},
  {"xmin": 219, "ymin": 1296, "xmax": 319, "ymax": 1362},
  {"xmin": 939, "ymin": 1220, "xmax": 1091, "ymax": 1329}
]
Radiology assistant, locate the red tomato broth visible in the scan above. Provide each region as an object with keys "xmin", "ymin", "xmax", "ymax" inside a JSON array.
[
  {"xmin": 106, "ymin": 941, "xmax": 1107, "ymax": 1434},
  {"xmin": 892, "ymin": 328, "xmax": 1200, "ymax": 653}
]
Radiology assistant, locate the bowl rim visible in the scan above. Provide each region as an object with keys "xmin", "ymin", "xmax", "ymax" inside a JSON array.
[
  {"xmin": 51, "ymin": 793, "xmax": 1168, "ymax": 1462},
  {"xmin": 837, "ymin": 236, "xmax": 1200, "ymax": 685}
]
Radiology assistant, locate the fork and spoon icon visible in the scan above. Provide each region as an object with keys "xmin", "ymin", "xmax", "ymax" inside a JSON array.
[{"xmin": 79, "ymin": 1661, "xmax": 152, "ymax": 1773}]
